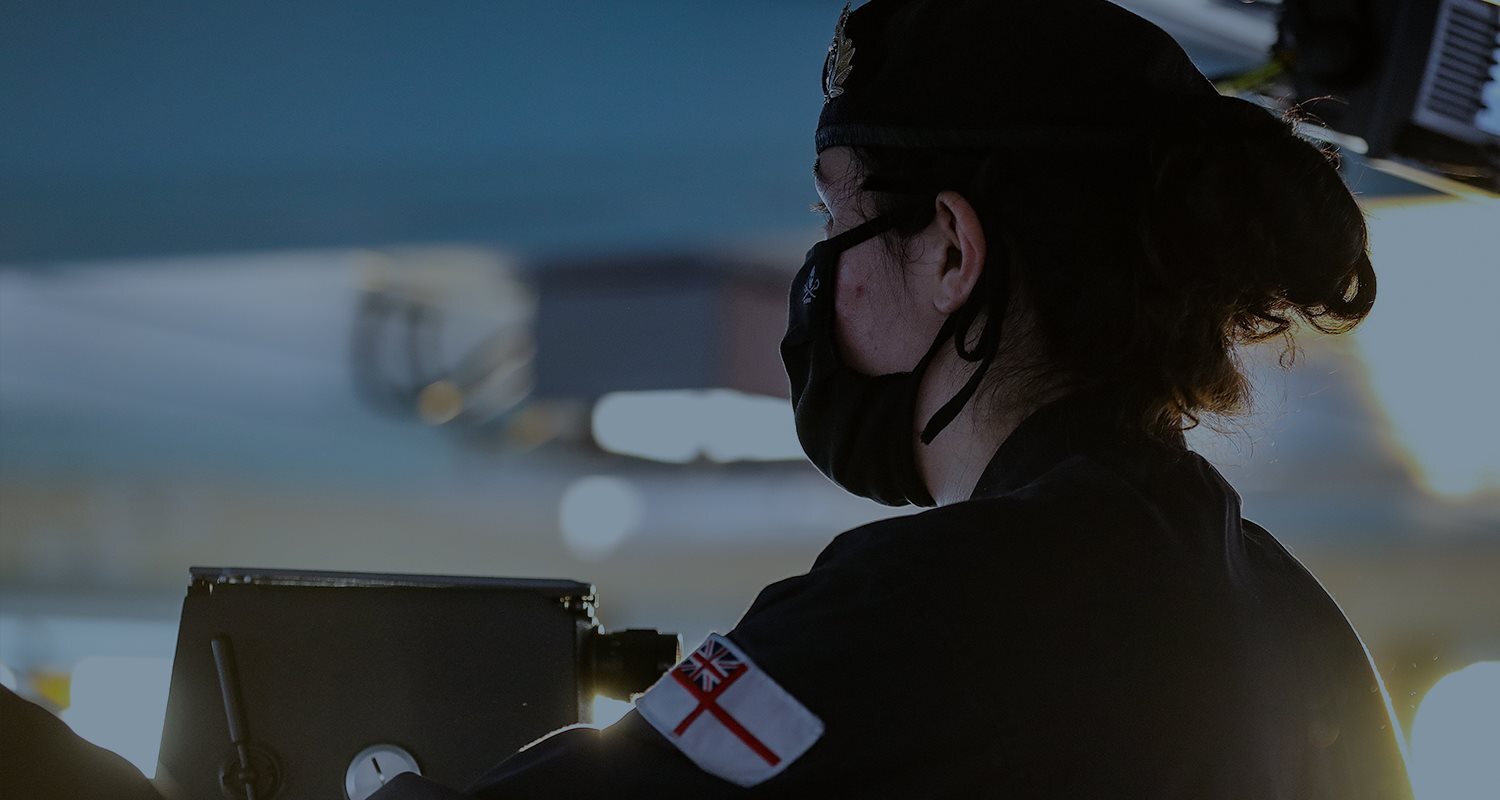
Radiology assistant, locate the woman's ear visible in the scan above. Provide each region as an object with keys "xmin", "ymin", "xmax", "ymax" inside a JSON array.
[{"xmin": 930, "ymin": 190, "xmax": 986, "ymax": 314}]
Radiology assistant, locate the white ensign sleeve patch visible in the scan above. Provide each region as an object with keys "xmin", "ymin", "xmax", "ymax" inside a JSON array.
[{"xmin": 634, "ymin": 633, "xmax": 825, "ymax": 787}]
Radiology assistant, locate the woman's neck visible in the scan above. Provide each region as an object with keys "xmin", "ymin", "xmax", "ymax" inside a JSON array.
[{"xmin": 913, "ymin": 343, "xmax": 1067, "ymax": 506}]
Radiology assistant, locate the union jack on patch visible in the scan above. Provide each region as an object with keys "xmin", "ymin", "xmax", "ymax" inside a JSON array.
[
  {"xmin": 635, "ymin": 633, "xmax": 825, "ymax": 787},
  {"xmin": 677, "ymin": 638, "xmax": 743, "ymax": 692}
]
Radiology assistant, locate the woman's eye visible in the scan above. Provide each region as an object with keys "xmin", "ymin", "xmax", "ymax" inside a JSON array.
[{"xmin": 809, "ymin": 201, "xmax": 833, "ymax": 225}]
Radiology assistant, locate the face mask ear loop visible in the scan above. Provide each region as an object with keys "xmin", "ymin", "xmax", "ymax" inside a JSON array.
[
  {"xmin": 817, "ymin": 213, "xmax": 904, "ymax": 256},
  {"xmin": 803, "ymin": 214, "xmax": 905, "ymax": 321},
  {"xmin": 950, "ymin": 276, "xmax": 987, "ymax": 362},
  {"xmin": 917, "ymin": 320, "xmax": 999, "ymax": 445},
  {"xmin": 918, "ymin": 248, "xmax": 1012, "ymax": 445}
]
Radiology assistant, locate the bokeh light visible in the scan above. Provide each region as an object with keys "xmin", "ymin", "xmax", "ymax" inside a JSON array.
[
  {"xmin": 559, "ymin": 476, "xmax": 646, "ymax": 560},
  {"xmin": 1354, "ymin": 196, "xmax": 1500, "ymax": 497},
  {"xmin": 1410, "ymin": 661, "xmax": 1500, "ymax": 800}
]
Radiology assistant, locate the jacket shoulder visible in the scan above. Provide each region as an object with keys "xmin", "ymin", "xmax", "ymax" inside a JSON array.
[{"xmin": 814, "ymin": 452, "xmax": 1197, "ymax": 573}]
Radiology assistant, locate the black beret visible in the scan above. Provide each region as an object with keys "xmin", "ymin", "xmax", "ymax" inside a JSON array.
[{"xmin": 815, "ymin": 0, "xmax": 1229, "ymax": 152}]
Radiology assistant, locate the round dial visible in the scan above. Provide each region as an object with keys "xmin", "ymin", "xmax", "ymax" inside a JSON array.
[{"xmin": 345, "ymin": 744, "xmax": 421, "ymax": 800}]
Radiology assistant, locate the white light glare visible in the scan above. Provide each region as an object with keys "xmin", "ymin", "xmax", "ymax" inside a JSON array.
[
  {"xmin": 592, "ymin": 389, "xmax": 802, "ymax": 463},
  {"xmin": 60, "ymin": 656, "xmax": 173, "ymax": 780},
  {"xmin": 1411, "ymin": 661, "xmax": 1500, "ymax": 800},
  {"xmin": 590, "ymin": 694, "xmax": 635, "ymax": 728},
  {"xmin": 1354, "ymin": 198, "xmax": 1500, "ymax": 497}
]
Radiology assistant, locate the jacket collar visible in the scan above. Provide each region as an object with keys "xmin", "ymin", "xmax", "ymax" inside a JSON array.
[{"xmin": 967, "ymin": 390, "xmax": 1187, "ymax": 501}]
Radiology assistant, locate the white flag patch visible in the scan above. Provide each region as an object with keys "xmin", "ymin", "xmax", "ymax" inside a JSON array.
[{"xmin": 635, "ymin": 633, "xmax": 824, "ymax": 787}]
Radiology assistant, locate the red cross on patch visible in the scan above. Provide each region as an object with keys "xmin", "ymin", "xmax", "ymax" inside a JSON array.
[{"xmin": 636, "ymin": 633, "xmax": 824, "ymax": 787}]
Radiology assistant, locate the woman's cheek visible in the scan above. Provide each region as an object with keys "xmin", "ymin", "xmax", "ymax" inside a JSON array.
[{"xmin": 833, "ymin": 268, "xmax": 879, "ymax": 373}]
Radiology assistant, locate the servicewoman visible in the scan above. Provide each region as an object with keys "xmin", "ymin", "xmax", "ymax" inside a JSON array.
[{"xmin": 381, "ymin": 0, "xmax": 1414, "ymax": 796}]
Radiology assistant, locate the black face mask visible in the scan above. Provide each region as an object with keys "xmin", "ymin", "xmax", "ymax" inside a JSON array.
[{"xmin": 779, "ymin": 213, "xmax": 1006, "ymax": 507}]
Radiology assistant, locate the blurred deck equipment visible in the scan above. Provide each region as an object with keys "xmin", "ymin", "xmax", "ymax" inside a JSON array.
[
  {"xmin": 351, "ymin": 248, "xmax": 537, "ymax": 430},
  {"xmin": 155, "ymin": 567, "xmax": 678, "ymax": 800},
  {"xmin": 1276, "ymin": 0, "xmax": 1500, "ymax": 191}
]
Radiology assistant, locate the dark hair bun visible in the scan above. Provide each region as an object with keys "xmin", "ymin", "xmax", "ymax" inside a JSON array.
[
  {"xmin": 1141, "ymin": 98, "xmax": 1376, "ymax": 346},
  {"xmin": 850, "ymin": 96, "xmax": 1379, "ymax": 438}
]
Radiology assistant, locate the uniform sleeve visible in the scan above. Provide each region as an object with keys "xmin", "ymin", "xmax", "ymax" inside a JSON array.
[
  {"xmin": 371, "ymin": 564, "xmax": 933, "ymax": 798},
  {"xmin": 710, "ymin": 564, "xmax": 958, "ymax": 793}
]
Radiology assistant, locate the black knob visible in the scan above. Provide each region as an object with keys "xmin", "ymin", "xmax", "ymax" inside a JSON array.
[{"xmin": 217, "ymin": 744, "xmax": 281, "ymax": 800}]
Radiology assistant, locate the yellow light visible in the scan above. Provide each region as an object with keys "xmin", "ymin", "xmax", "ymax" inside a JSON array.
[
  {"xmin": 416, "ymin": 380, "xmax": 465, "ymax": 425},
  {"xmin": 31, "ymin": 670, "xmax": 71, "ymax": 709}
]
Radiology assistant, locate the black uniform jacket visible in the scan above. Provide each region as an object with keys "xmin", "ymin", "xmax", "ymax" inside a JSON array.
[{"xmin": 378, "ymin": 391, "xmax": 1415, "ymax": 799}]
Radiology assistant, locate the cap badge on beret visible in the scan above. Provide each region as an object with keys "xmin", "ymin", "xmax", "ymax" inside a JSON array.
[{"xmin": 822, "ymin": 2, "xmax": 855, "ymax": 105}]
